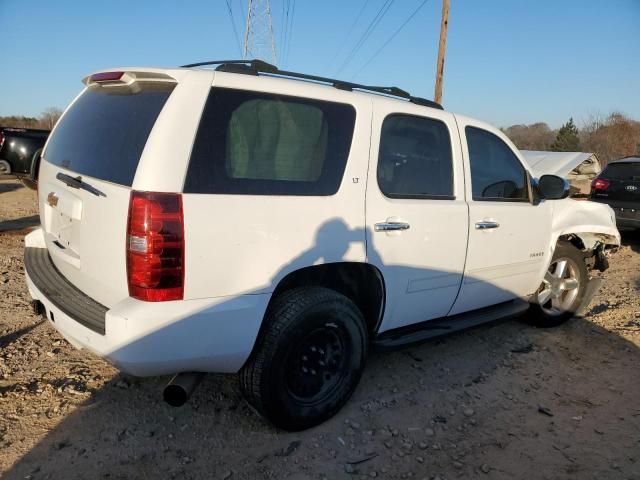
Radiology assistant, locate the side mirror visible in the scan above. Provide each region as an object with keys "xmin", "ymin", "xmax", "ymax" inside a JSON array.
[{"xmin": 536, "ymin": 174, "xmax": 570, "ymax": 200}]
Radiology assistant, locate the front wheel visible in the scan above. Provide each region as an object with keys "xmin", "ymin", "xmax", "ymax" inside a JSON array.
[
  {"xmin": 528, "ymin": 242, "xmax": 588, "ymax": 327},
  {"xmin": 239, "ymin": 287, "xmax": 368, "ymax": 431}
]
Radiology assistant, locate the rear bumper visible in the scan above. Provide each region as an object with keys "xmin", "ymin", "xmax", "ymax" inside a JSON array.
[
  {"xmin": 24, "ymin": 229, "xmax": 269, "ymax": 376},
  {"xmin": 25, "ymin": 246, "xmax": 107, "ymax": 334},
  {"xmin": 614, "ymin": 208, "xmax": 640, "ymax": 230},
  {"xmin": 590, "ymin": 198, "xmax": 639, "ymax": 229},
  {"xmin": 615, "ymin": 217, "xmax": 640, "ymax": 230}
]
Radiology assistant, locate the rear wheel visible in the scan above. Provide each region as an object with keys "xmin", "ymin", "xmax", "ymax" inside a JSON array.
[
  {"xmin": 239, "ymin": 287, "xmax": 368, "ymax": 431},
  {"xmin": 528, "ymin": 242, "xmax": 588, "ymax": 327},
  {"xmin": 0, "ymin": 160, "xmax": 11, "ymax": 176}
]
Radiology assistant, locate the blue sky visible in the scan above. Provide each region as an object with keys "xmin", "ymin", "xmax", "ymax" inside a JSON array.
[{"xmin": 1, "ymin": 0, "xmax": 638, "ymax": 128}]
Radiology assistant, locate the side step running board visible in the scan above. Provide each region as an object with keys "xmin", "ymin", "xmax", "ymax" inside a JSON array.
[{"xmin": 373, "ymin": 299, "xmax": 530, "ymax": 351}]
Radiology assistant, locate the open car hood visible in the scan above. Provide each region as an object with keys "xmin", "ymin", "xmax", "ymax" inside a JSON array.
[{"xmin": 520, "ymin": 150, "xmax": 601, "ymax": 178}]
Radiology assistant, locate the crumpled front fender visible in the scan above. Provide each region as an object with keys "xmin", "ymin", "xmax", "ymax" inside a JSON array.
[{"xmin": 550, "ymin": 199, "xmax": 620, "ymax": 250}]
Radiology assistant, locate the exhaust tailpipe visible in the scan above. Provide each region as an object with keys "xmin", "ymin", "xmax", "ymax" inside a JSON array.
[{"xmin": 163, "ymin": 372, "xmax": 205, "ymax": 407}]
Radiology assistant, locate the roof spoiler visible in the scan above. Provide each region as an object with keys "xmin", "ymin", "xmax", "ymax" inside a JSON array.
[{"xmin": 83, "ymin": 71, "xmax": 177, "ymax": 87}]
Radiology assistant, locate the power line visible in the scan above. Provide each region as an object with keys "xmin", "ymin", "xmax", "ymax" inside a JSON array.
[
  {"xmin": 335, "ymin": 0, "xmax": 394, "ymax": 76},
  {"xmin": 279, "ymin": 0, "xmax": 286, "ymax": 61},
  {"xmin": 283, "ymin": 0, "xmax": 296, "ymax": 67},
  {"xmin": 281, "ymin": 0, "xmax": 290, "ymax": 65},
  {"xmin": 352, "ymin": 0, "xmax": 431, "ymax": 79},
  {"xmin": 335, "ymin": 0, "xmax": 396, "ymax": 76},
  {"xmin": 324, "ymin": 0, "xmax": 372, "ymax": 71},
  {"xmin": 225, "ymin": 0, "xmax": 244, "ymax": 57}
]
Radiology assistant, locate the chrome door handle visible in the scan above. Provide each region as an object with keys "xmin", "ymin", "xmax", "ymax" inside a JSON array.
[
  {"xmin": 375, "ymin": 222, "xmax": 410, "ymax": 232},
  {"xmin": 475, "ymin": 221, "xmax": 500, "ymax": 230}
]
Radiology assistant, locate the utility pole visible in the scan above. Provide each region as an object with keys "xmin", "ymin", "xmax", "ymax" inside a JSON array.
[
  {"xmin": 434, "ymin": 0, "xmax": 450, "ymax": 104},
  {"xmin": 243, "ymin": 0, "xmax": 278, "ymax": 65}
]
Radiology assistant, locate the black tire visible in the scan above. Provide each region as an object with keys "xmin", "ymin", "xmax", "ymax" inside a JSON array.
[
  {"xmin": 239, "ymin": 287, "xmax": 368, "ymax": 431},
  {"xmin": 528, "ymin": 242, "xmax": 588, "ymax": 327},
  {"xmin": 0, "ymin": 159, "xmax": 11, "ymax": 176}
]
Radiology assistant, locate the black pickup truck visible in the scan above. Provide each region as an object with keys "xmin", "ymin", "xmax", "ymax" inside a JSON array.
[{"xmin": 0, "ymin": 127, "xmax": 49, "ymax": 176}]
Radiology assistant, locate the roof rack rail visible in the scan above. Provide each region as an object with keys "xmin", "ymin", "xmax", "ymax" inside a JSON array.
[{"xmin": 180, "ymin": 59, "xmax": 443, "ymax": 110}]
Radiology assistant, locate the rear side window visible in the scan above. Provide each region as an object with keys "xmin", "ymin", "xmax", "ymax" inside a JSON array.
[
  {"xmin": 184, "ymin": 88, "xmax": 356, "ymax": 195},
  {"xmin": 377, "ymin": 114, "xmax": 454, "ymax": 199},
  {"xmin": 601, "ymin": 162, "xmax": 640, "ymax": 181},
  {"xmin": 45, "ymin": 83, "xmax": 174, "ymax": 186},
  {"xmin": 466, "ymin": 126, "xmax": 529, "ymax": 201}
]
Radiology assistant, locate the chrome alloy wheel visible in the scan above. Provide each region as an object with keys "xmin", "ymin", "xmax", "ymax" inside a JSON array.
[{"xmin": 537, "ymin": 257, "xmax": 581, "ymax": 316}]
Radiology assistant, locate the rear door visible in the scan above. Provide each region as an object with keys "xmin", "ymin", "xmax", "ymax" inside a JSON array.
[
  {"xmin": 366, "ymin": 101, "xmax": 469, "ymax": 332},
  {"xmin": 181, "ymin": 74, "xmax": 372, "ymax": 300},
  {"xmin": 38, "ymin": 70, "xmax": 209, "ymax": 307}
]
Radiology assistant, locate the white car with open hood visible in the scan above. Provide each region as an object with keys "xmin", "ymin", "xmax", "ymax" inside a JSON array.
[{"xmin": 23, "ymin": 60, "xmax": 620, "ymax": 430}]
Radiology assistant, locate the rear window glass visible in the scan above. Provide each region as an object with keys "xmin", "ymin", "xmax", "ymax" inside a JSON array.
[
  {"xmin": 601, "ymin": 162, "xmax": 640, "ymax": 181},
  {"xmin": 184, "ymin": 88, "xmax": 356, "ymax": 195},
  {"xmin": 44, "ymin": 83, "xmax": 174, "ymax": 186}
]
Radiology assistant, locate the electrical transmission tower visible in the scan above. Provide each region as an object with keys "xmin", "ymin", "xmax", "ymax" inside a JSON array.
[{"xmin": 243, "ymin": 0, "xmax": 278, "ymax": 65}]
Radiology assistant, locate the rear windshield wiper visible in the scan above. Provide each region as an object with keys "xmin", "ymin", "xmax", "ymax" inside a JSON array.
[{"xmin": 56, "ymin": 172, "xmax": 106, "ymax": 197}]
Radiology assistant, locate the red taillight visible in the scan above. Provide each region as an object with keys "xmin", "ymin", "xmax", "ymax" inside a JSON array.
[
  {"xmin": 126, "ymin": 191, "xmax": 184, "ymax": 302},
  {"xmin": 592, "ymin": 178, "xmax": 610, "ymax": 190}
]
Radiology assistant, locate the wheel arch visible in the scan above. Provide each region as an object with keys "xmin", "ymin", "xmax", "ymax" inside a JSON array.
[
  {"xmin": 269, "ymin": 262, "xmax": 386, "ymax": 336},
  {"xmin": 555, "ymin": 231, "xmax": 620, "ymax": 253}
]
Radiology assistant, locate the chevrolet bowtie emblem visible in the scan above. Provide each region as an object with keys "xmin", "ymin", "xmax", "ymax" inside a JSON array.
[{"xmin": 47, "ymin": 192, "xmax": 59, "ymax": 207}]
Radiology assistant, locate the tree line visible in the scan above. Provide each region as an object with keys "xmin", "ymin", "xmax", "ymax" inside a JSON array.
[
  {"xmin": 2, "ymin": 107, "xmax": 638, "ymax": 168},
  {"xmin": 502, "ymin": 112, "xmax": 640, "ymax": 166},
  {"xmin": 0, "ymin": 108, "xmax": 63, "ymax": 131}
]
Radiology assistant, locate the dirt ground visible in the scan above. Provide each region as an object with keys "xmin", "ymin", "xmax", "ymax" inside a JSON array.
[{"xmin": 1, "ymin": 177, "xmax": 639, "ymax": 480}]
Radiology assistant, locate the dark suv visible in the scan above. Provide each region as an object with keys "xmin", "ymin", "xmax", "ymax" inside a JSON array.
[{"xmin": 591, "ymin": 157, "xmax": 640, "ymax": 230}]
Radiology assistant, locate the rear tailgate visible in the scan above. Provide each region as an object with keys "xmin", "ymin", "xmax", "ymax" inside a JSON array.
[
  {"xmin": 37, "ymin": 70, "xmax": 190, "ymax": 307},
  {"xmin": 595, "ymin": 162, "xmax": 640, "ymax": 203}
]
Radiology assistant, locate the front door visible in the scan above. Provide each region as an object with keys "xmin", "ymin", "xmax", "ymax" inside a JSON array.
[
  {"xmin": 449, "ymin": 117, "xmax": 551, "ymax": 315},
  {"xmin": 366, "ymin": 104, "xmax": 469, "ymax": 332}
]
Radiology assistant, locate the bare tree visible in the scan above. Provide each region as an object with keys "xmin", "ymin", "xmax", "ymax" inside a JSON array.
[
  {"xmin": 580, "ymin": 112, "xmax": 640, "ymax": 166},
  {"xmin": 39, "ymin": 107, "xmax": 63, "ymax": 130},
  {"xmin": 0, "ymin": 115, "xmax": 40, "ymax": 128},
  {"xmin": 502, "ymin": 123, "xmax": 557, "ymax": 150}
]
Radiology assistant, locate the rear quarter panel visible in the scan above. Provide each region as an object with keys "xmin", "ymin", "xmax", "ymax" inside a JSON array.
[
  {"xmin": 182, "ymin": 73, "xmax": 373, "ymax": 300},
  {"xmin": 1, "ymin": 133, "xmax": 47, "ymax": 174}
]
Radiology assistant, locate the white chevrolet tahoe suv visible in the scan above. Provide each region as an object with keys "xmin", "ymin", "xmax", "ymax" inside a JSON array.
[{"xmin": 24, "ymin": 60, "xmax": 620, "ymax": 431}]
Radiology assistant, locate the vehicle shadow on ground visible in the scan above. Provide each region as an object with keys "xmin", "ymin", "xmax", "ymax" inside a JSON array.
[
  {"xmin": 0, "ymin": 215, "xmax": 40, "ymax": 234},
  {"xmin": 4, "ymin": 316, "xmax": 640, "ymax": 479},
  {"xmin": 0, "ymin": 181, "xmax": 23, "ymax": 195},
  {"xmin": 5, "ymin": 219, "xmax": 637, "ymax": 479},
  {"xmin": 0, "ymin": 320, "xmax": 45, "ymax": 349},
  {"xmin": 621, "ymin": 229, "xmax": 640, "ymax": 254}
]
